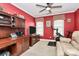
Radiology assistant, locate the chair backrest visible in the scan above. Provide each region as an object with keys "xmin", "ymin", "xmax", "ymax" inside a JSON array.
[{"xmin": 72, "ymin": 31, "xmax": 79, "ymax": 43}]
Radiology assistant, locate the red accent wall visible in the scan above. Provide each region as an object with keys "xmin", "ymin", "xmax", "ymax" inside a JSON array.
[
  {"xmin": 0, "ymin": 3, "xmax": 35, "ymax": 36},
  {"xmin": 0, "ymin": 3, "xmax": 77, "ymax": 39},
  {"xmin": 75, "ymin": 9, "xmax": 79, "ymax": 30},
  {"xmin": 64, "ymin": 13, "xmax": 75, "ymax": 37},
  {"xmin": 41, "ymin": 13, "xmax": 75, "ymax": 39},
  {"xmin": 44, "ymin": 16, "xmax": 53, "ymax": 39}
]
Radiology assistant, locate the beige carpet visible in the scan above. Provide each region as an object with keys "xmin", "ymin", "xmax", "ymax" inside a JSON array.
[{"xmin": 21, "ymin": 40, "xmax": 56, "ymax": 56}]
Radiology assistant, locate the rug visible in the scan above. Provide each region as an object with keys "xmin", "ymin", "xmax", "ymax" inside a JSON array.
[{"xmin": 21, "ymin": 40, "xmax": 56, "ymax": 56}]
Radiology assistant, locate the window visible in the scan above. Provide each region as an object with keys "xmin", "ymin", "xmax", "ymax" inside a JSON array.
[
  {"xmin": 54, "ymin": 20, "xmax": 64, "ymax": 37},
  {"xmin": 36, "ymin": 22, "xmax": 44, "ymax": 36}
]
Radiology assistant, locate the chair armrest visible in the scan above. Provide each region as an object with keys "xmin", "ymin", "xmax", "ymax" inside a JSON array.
[
  {"xmin": 60, "ymin": 37, "xmax": 71, "ymax": 43},
  {"xmin": 56, "ymin": 42, "xmax": 64, "ymax": 56}
]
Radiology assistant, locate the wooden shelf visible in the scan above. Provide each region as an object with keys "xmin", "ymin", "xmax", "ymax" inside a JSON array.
[
  {"xmin": 0, "ymin": 11, "xmax": 12, "ymax": 17},
  {"xmin": 0, "ymin": 11, "xmax": 26, "ymax": 56},
  {"xmin": 0, "ymin": 18, "xmax": 10, "ymax": 21},
  {"xmin": 0, "ymin": 24, "xmax": 11, "ymax": 27},
  {"xmin": 0, "ymin": 11, "xmax": 25, "ymax": 28}
]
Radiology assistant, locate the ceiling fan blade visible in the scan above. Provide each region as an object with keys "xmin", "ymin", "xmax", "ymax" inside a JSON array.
[
  {"xmin": 49, "ymin": 10, "xmax": 52, "ymax": 13},
  {"xmin": 51, "ymin": 6, "xmax": 62, "ymax": 8},
  {"xmin": 46, "ymin": 12, "xmax": 51, "ymax": 15},
  {"xmin": 39, "ymin": 8, "xmax": 46, "ymax": 13},
  {"xmin": 47, "ymin": 3, "xmax": 53, "ymax": 7},
  {"xmin": 36, "ymin": 4, "xmax": 46, "ymax": 8},
  {"xmin": 46, "ymin": 10, "xmax": 52, "ymax": 15}
]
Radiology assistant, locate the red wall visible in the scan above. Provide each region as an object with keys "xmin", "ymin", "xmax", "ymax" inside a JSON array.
[
  {"xmin": 40, "ymin": 13, "xmax": 75, "ymax": 39},
  {"xmin": 75, "ymin": 9, "xmax": 79, "ymax": 30},
  {"xmin": 64, "ymin": 13, "xmax": 75, "ymax": 37},
  {"xmin": 44, "ymin": 16, "xmax": 53, "ymax": 39},
  {"xmin": 0, "ymin": 3, "xmax": 77, "ymax": 39},
  {"xmin": 0, "ymin": 3, "xmax": 35, "ymax": 36}
]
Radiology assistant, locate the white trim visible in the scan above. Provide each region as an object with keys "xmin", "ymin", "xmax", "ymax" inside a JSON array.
[
  {"xmin": 35, "ymin": 10, "xmax": 76, "ymax": 18},
  {"xmin": 40, "ymin": 39, "xmax": 55, "ymax": 41}
]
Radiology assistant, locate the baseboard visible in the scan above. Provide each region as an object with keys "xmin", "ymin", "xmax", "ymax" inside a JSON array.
[{"xmin": 40, "ymin": 39, "xmax": 55, "ymax": 42}]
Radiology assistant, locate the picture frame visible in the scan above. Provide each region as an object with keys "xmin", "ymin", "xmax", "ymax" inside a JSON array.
[
  {"xmin": 46, "ymin": 20, "xmax": 51, "ymax": 27},
  {"xmin": 67, "ymin": 19, "xmax": 71, "ymax": 23}
]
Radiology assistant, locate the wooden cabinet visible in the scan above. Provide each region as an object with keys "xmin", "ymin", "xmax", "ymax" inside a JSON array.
[
  {"xmin": 22, "ymin": 37, "xmax": 29, "ymax": 52},
  {"xmin": 16, "ymin": 36, "xmax": 29, "ymax": 55},
  {"xmin": 12, "ymin": 16, "xmax": 25, "ymax": 28},
  {"xmin": 30, "ymin": 35, "xmax": 40, "ymax": 46},
  {"xmin": 16, "ymin": 38, "xmax": 23, "ymax": 55},
  {"xmin": 0, "ymin": 36, "xmax": 29, "ymax": 56},
  {"xmin": 10, "ymin": 36, "xmax": 29, "ymax": 56},
  {"xmin": 0, "ymin": 11, "xmax": 25, "ymax": 28},
  {"xmin": 15, "ymin": 17, "xmax": 22, "ymax": 28},
  {"xmin": 0, "ymin": 11, "xmax": 26, "ymax": 56}
]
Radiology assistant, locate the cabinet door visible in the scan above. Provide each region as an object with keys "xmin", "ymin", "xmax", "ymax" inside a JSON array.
[
  {"xmin": 16, "ymin": 39, "xmax": 23, "ymax": 55},
  {"xmin": 31, "ymin": 37, "xmax": 36, "ymax": 46},
  {"xmin": 14, "ymin": 17, "xmax": 25, "ymax": 28},
  {"xmin": 22, "ymin": 37, "xmax": 29, "ymax": 52},
  {"xmin": 15, "ymin": 18, "xmax": 22, "ymax": 28},
  {"xmin": 16, "ymin": 44, "xmax": 22, "ymax": 55},
  {"xmin": 21, "ymin": 20, "xmax": 25, "ymax": 28}
]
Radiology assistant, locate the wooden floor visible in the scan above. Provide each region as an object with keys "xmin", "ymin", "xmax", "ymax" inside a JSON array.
[{"xmin": 21, "ymin": 39, "xmax": 56, "ymax": 56}]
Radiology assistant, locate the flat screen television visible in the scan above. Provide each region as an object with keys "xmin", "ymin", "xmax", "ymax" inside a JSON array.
[{"xmin": 29, "ymin": 26, "xmax": 36, "ymax": 35}]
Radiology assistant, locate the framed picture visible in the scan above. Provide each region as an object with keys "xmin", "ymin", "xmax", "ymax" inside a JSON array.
[
  {"xmin": 67, "ymin": 19, "xmax": 71, "ymax": 23},
  {"xmin": 46, "ymin": 20, "xmax": 51, "ymax": 27}
]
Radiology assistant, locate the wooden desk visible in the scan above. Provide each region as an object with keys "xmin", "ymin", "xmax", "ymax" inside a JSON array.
[
  {"xmin": 0, "ymin": 36, "xmax": 29, "ymax": 56},
  {"xmin": 0, "ymin": 38, "xmax": 16, "ymax": 49}
]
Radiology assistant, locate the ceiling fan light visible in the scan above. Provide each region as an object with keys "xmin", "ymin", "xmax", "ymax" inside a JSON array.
[{"xmin": 46, "ymin": 7, "xmax": 51, "ymax": 10}]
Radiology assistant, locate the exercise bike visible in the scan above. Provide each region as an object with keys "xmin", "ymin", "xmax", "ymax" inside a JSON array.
[{"xmin": 54, "ymin": 28, "xmax": 64, "ymax": 41}]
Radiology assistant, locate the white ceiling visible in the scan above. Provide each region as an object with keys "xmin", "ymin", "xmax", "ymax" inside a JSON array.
[{"xmin": 12, "ymin": 3, "xmax": 79, "ymax": 17}]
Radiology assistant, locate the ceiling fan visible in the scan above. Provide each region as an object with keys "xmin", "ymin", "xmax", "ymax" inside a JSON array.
[{"xmin": 36, "ymin": 3, "xmax": 62, "ymax": 14}]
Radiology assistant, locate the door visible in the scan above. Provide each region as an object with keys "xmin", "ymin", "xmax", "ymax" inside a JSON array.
[{"xmin": 54, "ymin": 20, "xmax": 64, "ymax": 37}]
